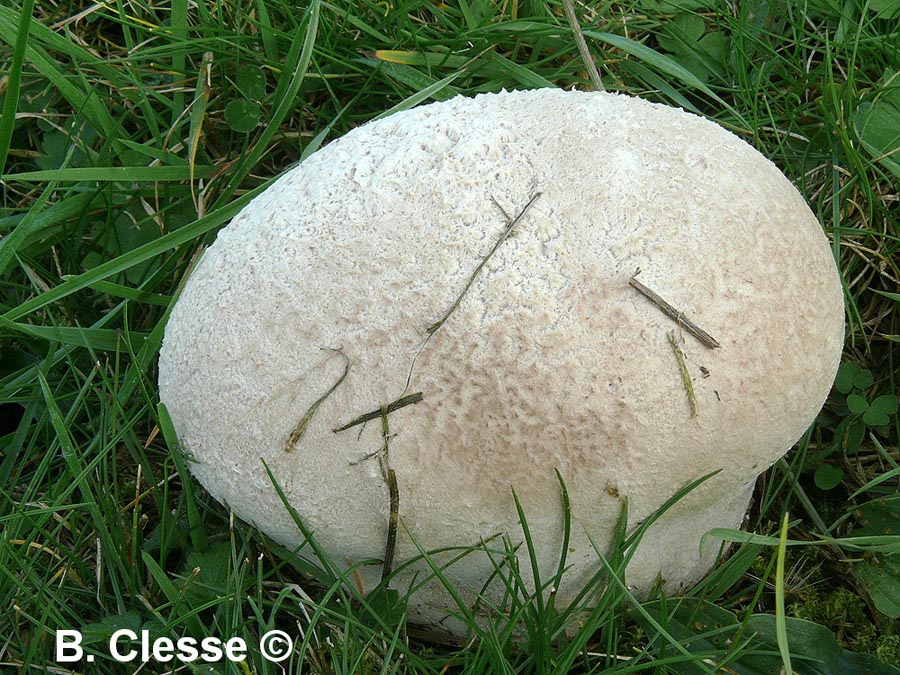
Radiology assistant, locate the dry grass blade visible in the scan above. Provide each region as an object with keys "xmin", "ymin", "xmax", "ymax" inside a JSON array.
[
  {"xmin": 382, "ymin": 466, "xmax": 399, "ymax": 582},
  {"xmin": 668, "ymin": 331, "xmax": 698, "ymax": 417},
  {"xmin": 426, "ymin": 192, "xmax": 542, "ymax": 336},
  {"xmin": 188, "ymin": 51, "xmax": 214, "ymax": 216},
  {"xmin": 629, "ymin": 273, "xmax": 721, "ymax": 349},
  {"xmin": 562, "ymin": 0, "xmax": 604, "ymax": 91},
  {"xmin": 399, "ymin": 192, "xmax": 543, "ymax": 396},
  {"xmin": 332, "ymin": 392, "xmax": 424, "ymax": 433},
  {"xmin": 284, "ymin": 348, "xmax": 351, "ymax": 452}
]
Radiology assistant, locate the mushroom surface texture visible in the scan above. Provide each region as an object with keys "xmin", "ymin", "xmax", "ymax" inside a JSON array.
[{"xmin": 158, "ymin": 89, "xmax": 844, "ymax": 638}]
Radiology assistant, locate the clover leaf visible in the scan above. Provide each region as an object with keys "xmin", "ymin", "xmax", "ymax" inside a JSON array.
[
  {"xmin": 656, "ymin": 13, "xmax": 729, "ymax": 82},
  {"xmin": 863, "ymin": 395, "xmax": 899, "ymax": 427}
]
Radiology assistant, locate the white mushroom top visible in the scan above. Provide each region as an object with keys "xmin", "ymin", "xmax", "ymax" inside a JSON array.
[{"xmin": 159, "ymin": 89, "xmax": 844, "ymax": 625}]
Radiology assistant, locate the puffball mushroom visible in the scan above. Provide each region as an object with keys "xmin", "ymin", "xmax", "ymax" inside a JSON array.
[{"xmin": 159, "ymin": 89, "xmax": 844, "ymax": 637}]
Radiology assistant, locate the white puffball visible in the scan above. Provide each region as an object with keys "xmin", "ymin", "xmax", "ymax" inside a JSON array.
[{"xmin": 159, "ymin": 89, "xmax": 844, "ymax": 638}]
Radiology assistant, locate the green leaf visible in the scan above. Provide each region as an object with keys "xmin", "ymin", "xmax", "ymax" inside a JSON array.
[
  {"xmin": 102, "ymin": 208, "xmax": 165, "ymax": 285},
  {"xmin": 863, "ymin": 396, "xmax": 896, "ymax": 426},
  {"xmin": 362, "ymin": 588, "xmax": 404, "ymax": 630},
  {"xmin": 0, "ymin": 315, "xmax": 144, "ymax": 351},
  {"xmin": 235, "ymin": 63, "xmax": 266, "ymax": 100},
  {"xmin": 2, "ymin": 181, "xmax": 265, "ymax": 323},
  {"xmin": 141, "ymin": 552, "xmax": 205, "ymax": 635},
  {"xmin": 869, "ymin": 395, "xmax": 899, "ymax": 416},
  {"xmin": 814, "ymin": 463, "xmax": 845, "ymax": 491},
  {"xmin": 188, "ymin": 51, "xmax": 213, "ymax": 207},
  {"xmin": 484, "ymin": 51, "xmax": 554, "ymax": 89},
  {"xmin": 834, "ymin": 362, "xmax": 859, "ymax": 394},
  {"xmin": 374, "ymin": 49, "xmax": 468, "ymax": 69},
  {"xmin": 81, "ymin": 611, "xmax": 145, "ymax": 645},
  {"xmin": 775, "ymin": 513, "xmax": 793, "ymax": 674},
  {"xmin": 0, "ymin": 0, "xmax": 34, "ymax": 174},
  {"xmin": 847, "ymin": 393, "xmax": 870, "ymax": 415},
  {"xmin": 214, "ymin": 0, "xmax": 319, "ymax": 206},
  {"xmin": 224, "ymin": 98, "xmax": 261, "ymax": 132},
  {"xmin": 360, "ymin": 58, "xmax": 459, "ymax": 101},
  {"xmin": 35, "ymin": 130, "xmax": 77, "ymax": 171},
  {"xmin": 854, "ymin": 368, "xmax": 875, "ymax": 391},
  {"xmin": 854, "ymin": 496, "xmax": 900, "ymax": 537},
  {"xmin": 69, "ymin": 278, "xmax": 171, "ymax": 306},
  {"xmin": 0, "ymin": 5, "xmax": 119, "ymax": 146},
  {"xmin": 849, "ymin": 468, "xmax": 900, "ymax": 500},
  {"xmin": 864, "ymin": 408, "xmax": 891, "ymax": 427},
  {"xmin": 854, "ymin": 558, "xmax": 900, "ymax": 618},
  {"xmin": 873, "ymin": 291, "xmax": 900, "ymax": 321},
  {"xmin": 844, "ymin": 418, "xmax": 867, "ymax": 454},
  {"xmin": 180, "ymin": 541, "xmax": 232, "ymax": 607},
  {"xmin": 584, "ymin": 29, "xmax": 725, "ymax": 103},
  {"xmin": 371, "ymin": 71, "xmax": 464, "ymax": 121},
  {"xmin": 658, "ymin": 13, "xmax": 705, "ymax": 47},
  {"xmin": 656, "ymin": 13, "xmax": 729, "ymax": 83},
  {"xmin": 632, "ymin": 599, "xmax": 737, "ymax": 675},
  {"xmin": 868, "ymin": 0, "xmax": 900, "ymax": 18},
  {"xmin": 850, "ymin": 497, "xmax": 900, "ymax": 618},
  {"xmin": 854, "ymin": 75, "xmax": 900, "ymax": 179},
  {"xmin": 374, "ymin": 49, "xmax": 554, "ymax": 89},
  {"xmin": 742, "ymin": 615, "xmax": 900, "ymax": 674},
  {"xmin": 635, "ymin": 600, "xmax": 900, "ymax": 674},
  {"xmin": 0, "ymin": 181, "xmax": 60, "ymax": 277}
]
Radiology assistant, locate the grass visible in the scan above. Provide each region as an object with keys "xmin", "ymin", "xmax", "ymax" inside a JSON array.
[{"xmin": 1, "ymin": 0, "xmax": 899, "ymax": 672}]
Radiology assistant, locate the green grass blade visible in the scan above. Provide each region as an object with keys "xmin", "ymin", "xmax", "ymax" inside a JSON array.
[
  {"xmin": 140, "ymin": 551, "xmax": 205, "ymax": 636},
  {"xmin": 0, "ymin": 180, "xmax": 59, "ymax": 276},
  {"xmin": 510, "ymin": 488, "xmax": 544, "ymax": 618},
  {"xmin": 0, "ymin": 26, "xmax": 117, "ymax": 144},
  {"xmin": 4, "ymin": 166, "xmax": 214, "ymax": 182},
  {"xmin": 0, "ymin": 316, "xmax": 143, "ymax": 350},
  {"xmin": 216, "ymin": 0, "xmax": 320, "ymax": 206},
  {"xmin": 158, "ymin": 402, "xmax": 208, "ymax": 553},
  {"xmin": 776, "ymin": 511, "xmax": 794, "ymax": 675},
  {"xmin": 2, "ymin": 182, "xmax": 266, "ymax": 322},
  {"xmin": 170, "ymin": 0, "xmax": 188, "ymax": 121},
  {"xmin": 484, "ymin": 51, "xmax": 554, "ymax": 89},
  {"xmin": 187, "ymin": 51, "xmax": 214, "ymax": 215},
  {"xmin": 371, "ymin": 72, "xmax": 465, "ymax": 121},
  {"xmin": 584, "ymin": 30, "xmax": 725, "ymax": 103},
  {"xmin": 67, "ymin": 279, "xmax": 172, "ymax": 306},
  {"xmin": 374, "ymin": 49, "xmax": 470, "ymax": 70},
  {"xmin": 360, "ymin": 59, "xmax": 460, "ymax": 102},
  {"xmin": 255, "ymin": 0, "xmax": 279, "ymax": 60},
  {"xmin": 0, "ymin": 0, "xmax": 35, "ymax": 173}
]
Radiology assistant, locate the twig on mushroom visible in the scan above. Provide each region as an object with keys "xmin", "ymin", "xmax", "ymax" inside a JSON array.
[
  {"xmin": 668, "ymin": 331, "xmax": 698, "ymax": 418},
  {"xmin": 372, "ymin": 407, "xmax": 400, "ymax": 582},
  {"xmin": 401, "ymin": 192, "xmax": 543, "ymax": 395},
  {"xmin": 336, "ymin": 193, "xmax": 541, "ymax": 582},
  {"xmin": 332, "ymin": 391, "xmax": 424, "ymax": 433},
  {"xmin": 426, "ymin": 192, "xmax": 543, "ymax": 336},
  {"xmin": 344, "ymin": 404, "xmax": 402, "ymax": 581},
  {"xmin": 284, "ymin": 348, "xmax": 350, "ymax": 452},
  {"xmin": 382, "ymin": 466, "xmax": 399, "ymax": 582},
  {"xmin": 629, "ymin": 271, "xmax": 721, "ymax": 349}
]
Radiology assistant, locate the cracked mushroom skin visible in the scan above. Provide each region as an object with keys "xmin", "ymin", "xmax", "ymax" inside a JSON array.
[{"xmin": 158, "ymin": 89, "xmax": 844, "ymax": 637}]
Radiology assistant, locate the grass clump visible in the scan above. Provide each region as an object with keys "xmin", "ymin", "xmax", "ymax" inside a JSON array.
[{"xmin": 1, "ymin": 0, "xmax": 899, "ymax": 672}]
